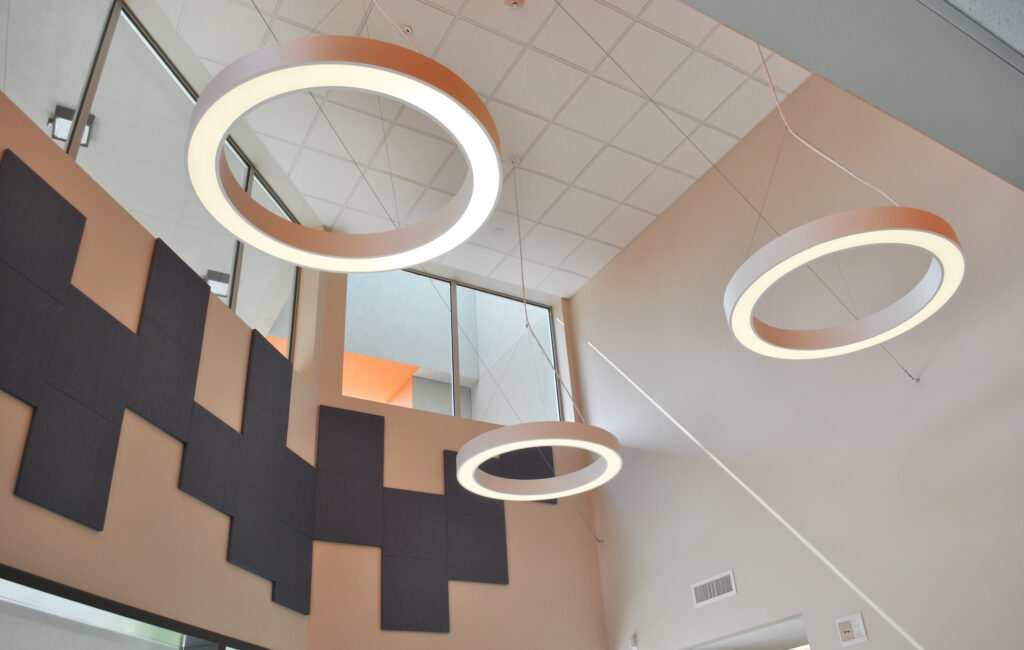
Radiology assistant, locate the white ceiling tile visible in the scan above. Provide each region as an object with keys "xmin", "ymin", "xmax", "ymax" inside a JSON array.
[
  {"xmin": 290, "ymin": 149, "xmax": 361, "ymax": 204},
  {"xmin": 276, "ymin": 0, "xmax": 350, "ymax": 30},
  {"xmin": 522, "ymin": 125, "xmax": 602, "ymax": 183},
  {"xmin": 497, "ymin": 168, "xmax": 567, "ymax": 219},
  {"xmin": 706, "ymin": 79, "xmax": 778, "ymax": 137},
  {"xmin": 591, "ymin": 203, "xmax": 657, "ymax": 246},
  {"xmin": 303, "ymin": 196, "xmax": 343, "ymax": 225},
  {"xmin": 539, "ymin": 269, "xmax": 589, "ymax": 297},
  {"xmin": 610, "ymin": 22, "xmax": 693, "ymax": 95},
  {"xmin": 331, "ymin": 207, "xmax": 393, "ymax": 234},
  {"xmin": 435, "ymin": 20, "xmax": 522, "ymax": 96},
  {"xmin": 518, "ymin": 223, "xmax": 584, "ymax": 266},
  {"xmin": 154, "ymin": 0, "xmax": 186, "ymax": 26},
  {"xmin": 243, "ymin": 92, "xmax": 319, "ymax": 145},
  {"xmin": 432, "ymin": 153, "xmax": 468, "ymax": 194},
  {"xmin": 560, "ymin": 239, "xmax": 620, "ymax": 276},
  {"xmin": 486, "ymin": 101, "xmax": 546, "ymax": 158},
  {"xmin": 626, "ymin": 166, "xmax": 693, "ymax": 214},
  {"xmin": 469, "ymin": 210, "xmax": 533, "ymax": 253},
  {"xmin": 346, "ymin": 170, "xmax": 426, "ymax": 222},
  {"xmin": 656, "ymin": 51, "xmax": 746, "ymax": 119},
  {"xmin": 490, "ymin": 256, "xmax": 553, "ymax": 289},
  {"xmin": 406, "ymin": 188, "xmax": 453, "ymax": 225},
  {"xmin": 422, "ymin": 0, "xmax": 464, "ymax": 12},
  {"xmin": 268, "ymin": 19, "xmax": 310, "ymax": 42},
  {"xmin": 325, "ymin": 90, "xmax": 403, "ymax": 120},
  {"xmin": 306, "ymin": 102, "xmax": 385, "ymax": 164},
  {"xmin": 639, "ymin": 0, "xmax": 717, "ymax": 45},
  {"xmin": 556, "ymin": 76, "xmax": 645, "ymax": 140},
  {"xmin": 663, "ymin": 140, "xmax": 711, "ymax": 178},
  {"xmin": 554, "ymin": 0, "xmax": 632, "ymax": 49},
  {"xmin": 256, "ymin": 134, "xmax": 301, "ymax": 172},
  {"xmin": 541, "ymin": 187, "xmax": 618, "ymax": 236},
  {"xmin": 396, "ymin": 105, "xmax": 452, "ymax": 141},
  {"xmin": 700, "ymin": 24, "xmax": 764, "ymax": 72},
  {"xmin": 362, "ymin": 0, "xmax": 454, "ymax": 55},
  {"xmin": 612, "ymin": 102, "xmax": 685, "ymax": 162},
  {"xmin": 689, "ymin": 125, "xmax": 739, "ymax": 163},
  {"xmin": 595, "ymin": 56, "xmax": 636, "ymax": 90},
  {"xmin": 666, "ymin": 107, "xmax": 700, "ymax": 134},
  {"xmin": 198, "ymin": 57, "xmax": 225, "ymax": 76},
  {"xmin": 495, "ymin": 49, "xmax": 587, "ymax": 120},
  {"xmin": 369, "ymin": 125, "xmax": 455, "ymax": 184},
  {"xmin": 311, "ymin": 2, "xmax": 365, "ymax": 36},
  {"xmin": 441, "ymin": 242, "xmax": 505, "ymax": 275},
  {"xmin": 461, "ymin": 0, "xmax": 556, "ymax": 43},
  {"xmin": 575, "ymin": 147, "xmax": 656, "ymax": 201},
  {"xmin": 179, "ymin": 0, "xmax": 267, "ymax": 64},
  {"xmin": 755, "ymin": 53, "xmax": 813, "ymax": 94},
  {"xmin": 601, "ymin": 0, "xmax": 649, "ymax": 17},
  {"xmin": 533, "ymin": 8, "xmax": 605, "ymax": 70}
]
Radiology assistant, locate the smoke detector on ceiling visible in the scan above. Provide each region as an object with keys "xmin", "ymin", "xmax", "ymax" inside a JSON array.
[{"xmin": 505, "ymin": 0, "xmax": 524, "ymax": 8}]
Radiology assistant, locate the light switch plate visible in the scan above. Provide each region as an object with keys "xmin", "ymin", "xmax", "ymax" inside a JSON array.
[{"xmin": 836, "ymin": 612, "xmax": 868, "ymax": 646}]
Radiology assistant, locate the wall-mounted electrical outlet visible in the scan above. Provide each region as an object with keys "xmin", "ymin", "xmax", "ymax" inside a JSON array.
[{"xmin": 836, "ymin": 612, "xmax": 868, "ymax": 646}]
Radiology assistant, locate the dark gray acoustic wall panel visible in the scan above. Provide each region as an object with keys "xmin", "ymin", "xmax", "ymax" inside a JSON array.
[
  {"xmin": 381, "ymin": 556, "xmax": 449, "ymax": 633},
  {"xmin": 15, "ymin": 386, "xmax": 120, "ymax": 530},
  {"xmin": 383, "ymin": 489, "xmax": 446, "ymax": 560},
  {"xmin": 0, "ymin": 261, "xmax": 63, "ymax": 406},
  {"xmin": 180, "ymin": 332, "xmax": 315, "ymax": 614},
  {"xmin": 443, "ymin": 451, "xmax": 508, "ymax": 584},
  {"xmin": 314, "ymin": 407, "xmax": 385, "ymax": 546},
  {"xmin": 485, "ymin": 446, "xmax": 557, "ymax": 505},
  {"xmin": 0, "ymin": 151, "xmax": 84, "ymax": 301},
  {"xmin": 128, "ymin": 239, "xmax": 208, "ymax": 442}
]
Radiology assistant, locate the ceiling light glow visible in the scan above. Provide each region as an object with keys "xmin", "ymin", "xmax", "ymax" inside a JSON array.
[
  {"xmin": 456, "ymin": 422, "xmax": 623, "ymax": 501},
  {"xmin": 724, "ymin": 206, "xmax": 964, "ymax": 359},
  {"xmin": 186, "ymin": 36, "xmax": 501, "ymax": 272}
]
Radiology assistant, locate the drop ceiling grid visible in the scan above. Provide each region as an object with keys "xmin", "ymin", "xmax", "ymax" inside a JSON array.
[{"xmin": 156, "ymin": 0, "xmax": 810, "ymax": 297}]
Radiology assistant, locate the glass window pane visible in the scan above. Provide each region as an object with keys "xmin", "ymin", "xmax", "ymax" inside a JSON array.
[
  {"xmin": 344, "ymin": 271, "xmax": 453, "ymax": 416},
  {"xmin": 235, "ymin": 244, "xmax": 296, "ymax": 359},
  {"xmin": 0, "ymin": 0, "xmax": 112, "ymax": 142},
  {"xmin": 252, "ymin": 174, "xmax": 293, "ymax": 221},
  {"xmin": 75, "ymin": 12, "xmax": 239, "ymax": 304},
  {"xmin": 456, "ymin": 287, "xmax": 559, "ymax": 424}
]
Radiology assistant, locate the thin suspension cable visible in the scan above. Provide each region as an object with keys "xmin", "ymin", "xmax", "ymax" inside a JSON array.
[
  {"xmin": 588, "ymin": 340, "xmax": 927, "ymax": 650},
  {"xmin": 306, "ymin": 0, "xmax": 344, "ymax": 36},
  {"xmin": 551, "ymin": 0, "xmax": 917, "ymax": 380},
  {"xmin": 757, "ymin": 45, "xmax": 899, "ymax": 207},
  {"xmin": 372, "ymin": 0, "xmax": 419, "ymax": 52},
  {"xmin": 512, "ymin": 161, "xmax": 588, "ymax": 425}
]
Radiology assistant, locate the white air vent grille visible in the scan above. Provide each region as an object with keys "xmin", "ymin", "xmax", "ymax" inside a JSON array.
[{"xmin": 692, "ymin": 569, "xmax": 736, "ymax": 607}]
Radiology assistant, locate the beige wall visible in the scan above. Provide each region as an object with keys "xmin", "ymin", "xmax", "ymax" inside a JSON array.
[
  {"xmin": 569, "ymin": 76, "xmax": 1024, "ymax": 650},
  {"xmin": 0, "ymin": 92, "xmax": 609, "ymax": 649}
]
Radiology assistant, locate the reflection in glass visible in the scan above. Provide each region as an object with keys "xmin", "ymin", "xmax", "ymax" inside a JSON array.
[
  {"xmin": 344, "ymin": 271, "xmax": 455, "ymax": 416},
  {"xmin": 235, "ymin": 178, "xmax": 297, "ymax": 359},
  {"xmin": 0, "ymin": 0, "xmax": 111, "ymax": 142},
  {"xmin": 76, "ymin": 13, "xmax": 239, "ymax": 304},
  {"xmin": 457, "ymin": 286, "xmax": 559, "ymax": 425}
]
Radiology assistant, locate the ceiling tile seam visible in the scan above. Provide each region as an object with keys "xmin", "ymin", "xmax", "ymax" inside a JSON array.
[
  {"xmin": 703, "ymin": 77, "xmax": 779, "ymax": 140},
  {"xmin": 484, "ymin": 5, "xmax": 564, "ymax": 120}
]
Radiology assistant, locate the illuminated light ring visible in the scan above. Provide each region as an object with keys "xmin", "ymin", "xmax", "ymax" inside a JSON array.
[
  {"xmin": 723, "ymin": 206, "xmax": 964, "ymax": 360},
  {"xmin": 456, "ymin": 422, "xmax": 623, "ymax": 501},
  {"xmin": 187, "ymin": 36, "xmax": 501, "ymax": 272}
]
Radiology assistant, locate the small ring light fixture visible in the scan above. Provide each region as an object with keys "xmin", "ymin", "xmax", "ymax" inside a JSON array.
[
  {"xmin": 724, "ymin": 206, "xmax": 965, "ymax": 360},
  {"xmin": 187, "ymin": 36, "xmax": 501, "ymax": 272},
  {"xmin": 456, "ymin": 422, "xmax": 623, "ymax": 501}
]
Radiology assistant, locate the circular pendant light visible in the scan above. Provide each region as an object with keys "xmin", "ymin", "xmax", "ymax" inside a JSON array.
[
  {"xmin": 186, "ymin": 36, "xmax": 501, "ymax": 272},
  {"xmin": 724, "ymin": 206, "xmax": 964, "ymax": 360},
  {"xmin": 456, "ymin": 422, "xmax": 623, "ymax": 501}
]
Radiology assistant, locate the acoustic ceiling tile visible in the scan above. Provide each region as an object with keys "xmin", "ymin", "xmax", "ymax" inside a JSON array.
[
  {"xmin": 521, "ymin": 125, "xmax": 602, "ymax": 183},
  {"xmin": 591, "ymin": 204, "xmax": 658, "ymax": 247},
  {"xmin": 560, "ymin": 239, "xmax": 621, "ymax": 278},
  {"xmin": 434, "ymin": 19, "xmax": 522, "ymax": 97},
  {"xmin": 626, "ymin": 166, "xmax": 694, "ymax": 215},
  {"xmin": 575, "ymin": 147, "xmax": 655, "ymax": 201},
  {"xmin": 700, "ymin": 24, "xmax": 764, "ymax": 73},
  {"xmin": 556, "ymin": 77, "xmax": 645, "ymax": 141},
  {"xmin": 494, "ymin": 49, "xmax": 587, "ymax": 121},
  {"xmin": 656, "ymin": 51, "xmax": 746, "ymax": 120},
  {"xmin": 639, "ymin": 0, "xmax": 717, "ymax": 46},
  {"xmin": 542, "ymin": 187, "xmax": 618, "ymax": 236},
  {"xmin": 608, "ymin": 22, "xmax": 693, "ymax": 95}
]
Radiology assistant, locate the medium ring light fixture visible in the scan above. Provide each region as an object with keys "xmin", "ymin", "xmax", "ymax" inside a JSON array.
[
  {"xmin": 456, "ymin": 422, "xmax": 623, "ymax": 501},
  {"xmin": 724, "ymin": 206, "xmax": 964, "ymax": 360},
  {"xmin": 187, "ymin": 36, "xmax": 501, "ymax": 272}
]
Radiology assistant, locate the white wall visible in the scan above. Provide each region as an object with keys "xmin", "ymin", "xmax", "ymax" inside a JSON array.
[{"xmin": 571, "ymin": 77, "xmax": 1024, "ymax": 650}]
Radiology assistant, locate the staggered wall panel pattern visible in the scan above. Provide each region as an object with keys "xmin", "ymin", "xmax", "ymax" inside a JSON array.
[{"xmin": 0, "ymin": 150, "xmax": 557, "ymax": 629}]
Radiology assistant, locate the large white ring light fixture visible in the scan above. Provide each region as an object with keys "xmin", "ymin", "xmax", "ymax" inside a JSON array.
[
  {"xmin": 724, "ymin": 206, "xmax": 964, "ymax": 360},
  {"xmin": 456, "ymin": 422, "xmax": 622, "ymax": 501},
  {"xmin": 187, "ymin": 36, "xmax": 501, "ymax": 272}
]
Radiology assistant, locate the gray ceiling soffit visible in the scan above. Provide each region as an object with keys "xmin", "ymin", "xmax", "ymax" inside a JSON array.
[
  {"xmin": 918, "ymin": 0, "xmax": 1024, "ymax": 74},
  {"xmin": 680, "ymin": 0, "xmax": 1024, "ymax": 194}
]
